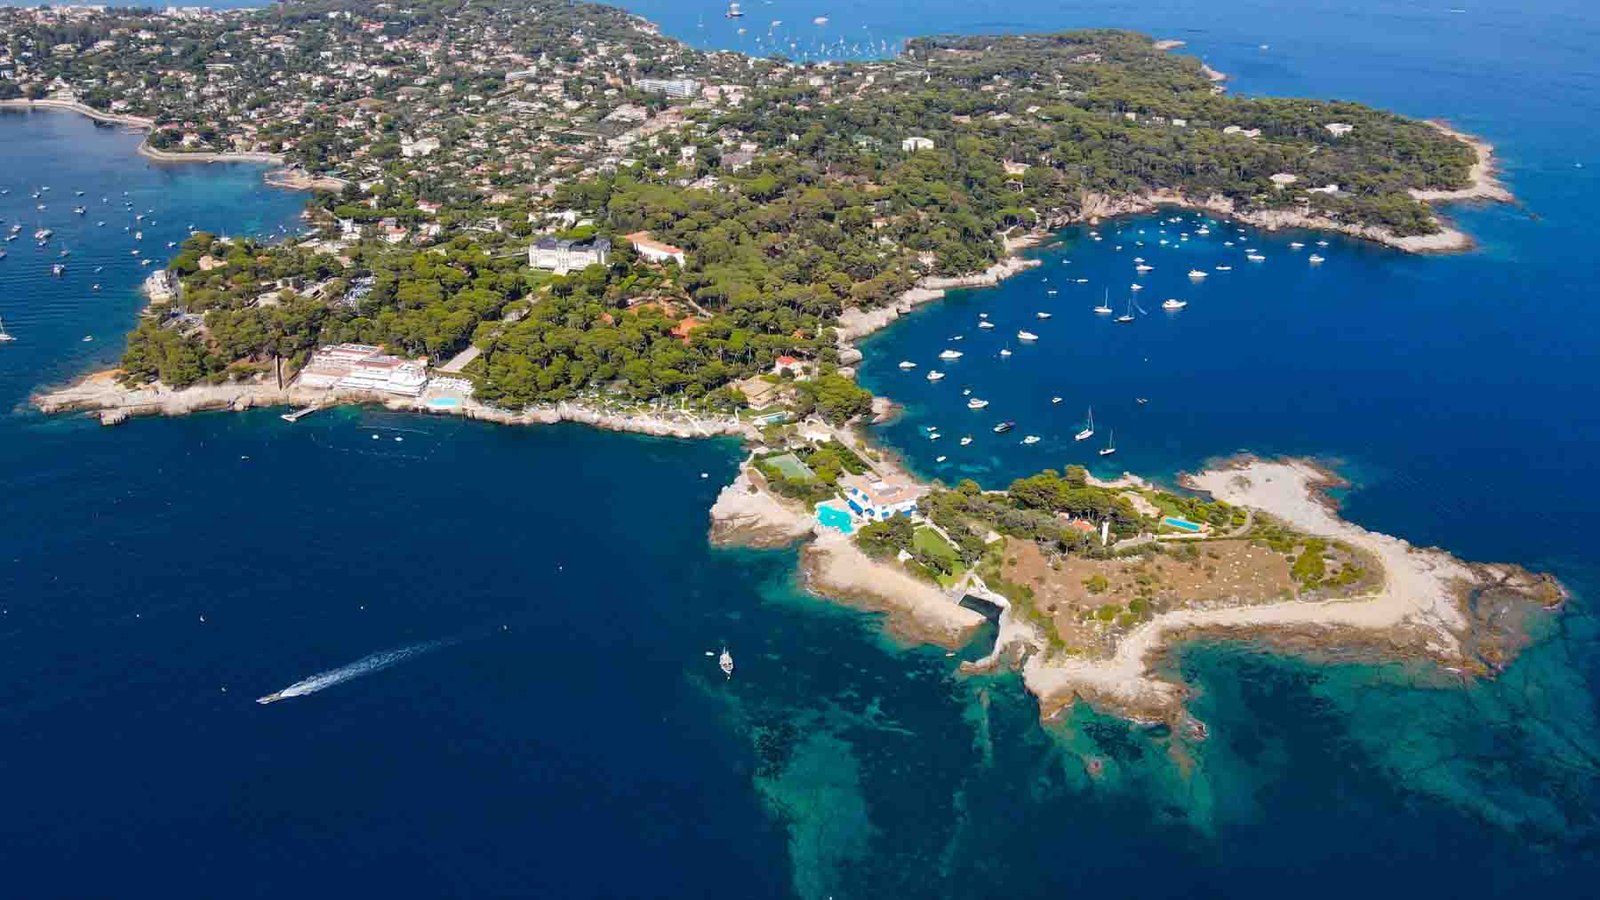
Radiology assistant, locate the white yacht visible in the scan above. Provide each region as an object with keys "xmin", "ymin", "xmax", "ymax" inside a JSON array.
[
  {"xmin": 1051, "ymin": 396, "xmax": 1063, "ymax": 404},
  {"xmin": 1290, "ymin": 241, "xmax": 1305, "ymax": 249},
  {"xmin": 1135, "ymin": 263, "xmax": 1154, "ymax": 273},
  {"xmin": 1017, "ymin": 330, "xmax": 1038, "ymax": 342},
  {"xmin": 967, "ymin": 398, "xmax": 990, "ymax": 409},
  {"xmin": 1162, "ymin": 298, "xmax": 1188, "ymax": 310},
  {"xmin": 1074, "ymin": 408, "xmax": 1095, "ymax": 442},
  {"xmin": 719, "ymin": 647, "xmax": 734, "ymax": 678},
  {"xmin": 1188, "ymin": 269, "xmax": 1208, "ymax": 279},
  {"xmin": 1036, "ymin": 311, "xmax": 1053, "ymax": 319},
  {"xmin": 1247, "ymin": 252, "xmax": 1266, "ymax": 262},
  {"xmin": 959, "ymin": 436, "xmax": 973, "ymax": 446},
  {"xmin": 1099, "ymin": 430, "xmax": 1117, "ymax": 457},
  {"xmin": 927, "ymin": 370, "xmax": 945, "ymax": 381},
  {"xmin": 0, "ymin": 316, "xmax": 14, "ymax": 342},
  {"xmin": 998, "ymin": 348, "xmax": 1012, "ymax": 358},
  {"xmin": 1308, "ymin": 254, "xmax": 1325, "ymax": 264},
  {"xmin": 1021, "ymin": 435, "xmax": 1041, "ymax": 445},
  {"xmin": 1215, "ymin": 265, "xmax": 1233, "ymax": 271},
  {"xmin": 978, "ymin": 320, "xmax": 995, "ymax": 329},
  {"xmin": 1094, "ymin": 289, "xmax": 1113, "ymax": 315},
  {"xmin": 898, "ymin": 360, "xmax": 917, "ymax": 369},
  {"xmin": 938, "ymin": 349, "xmax": 963, "ymax": 360}
]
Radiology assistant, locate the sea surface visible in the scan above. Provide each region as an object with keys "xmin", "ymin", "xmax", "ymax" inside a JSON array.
[{"xmin": 3, "ymin": 0, "xmax": 1600, "ymax": 895}]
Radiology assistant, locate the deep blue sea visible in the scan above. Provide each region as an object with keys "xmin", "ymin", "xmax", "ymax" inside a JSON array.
[{"xmin": 4, "ymin": 0, "xmax": 1600, "ymax": 895}]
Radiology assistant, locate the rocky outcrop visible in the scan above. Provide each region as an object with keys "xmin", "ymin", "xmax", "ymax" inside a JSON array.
[{"xmin": 708, "ymin": 472, "xmax": 816, "ymax": 549}]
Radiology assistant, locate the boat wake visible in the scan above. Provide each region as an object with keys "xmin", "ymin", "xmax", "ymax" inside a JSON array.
[{"xmin": 256, "ymin": 639, "xmax": 450, "ymax": 704}]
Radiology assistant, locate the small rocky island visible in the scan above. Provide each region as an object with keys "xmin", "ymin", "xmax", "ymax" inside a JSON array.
[{"xmin": 710, "ymin": 435, "xmax": 1564, "ymax": 730}]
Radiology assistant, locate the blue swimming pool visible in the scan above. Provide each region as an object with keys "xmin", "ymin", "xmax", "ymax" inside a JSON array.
[
  {"xmin": 426, "ymin": 397, "xmax": 461, "ymax": 409},
  {"xmin": 1162, "ymin": 517, "xmax": 1202, "ymax": 532},
  {"xmin": 817, "ymin": 504, "xmax": 854, "ymax": 534}
]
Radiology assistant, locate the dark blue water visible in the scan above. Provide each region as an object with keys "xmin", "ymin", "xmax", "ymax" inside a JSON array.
[{"xmin": 4, "ymin": 1, "xmax": 1600, "ymax": 896}]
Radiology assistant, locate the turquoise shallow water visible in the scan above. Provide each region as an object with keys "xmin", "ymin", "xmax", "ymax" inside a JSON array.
[{"xmin": 4, "ymin": 1, "xmax": 1600, "ymax": 895}]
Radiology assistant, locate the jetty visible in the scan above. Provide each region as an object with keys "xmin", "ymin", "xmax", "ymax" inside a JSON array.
[{"xmin": 280, "ymin": 404, "xmax": 321, "ymax": 423}]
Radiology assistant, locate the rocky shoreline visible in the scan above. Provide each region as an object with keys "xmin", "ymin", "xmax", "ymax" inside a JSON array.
[
  {"xmin": 31, "ymin": 372, "xmax": 754, "ymax": 441},
  {"xmin": 1012, "ymin": 458, "xmax": 1564, "ymax": 726}
]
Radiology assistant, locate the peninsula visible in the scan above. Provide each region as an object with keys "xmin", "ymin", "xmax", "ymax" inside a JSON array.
[{"xmin": 709, "ymin": 437, "xmax": 1564, "ymax": 730}]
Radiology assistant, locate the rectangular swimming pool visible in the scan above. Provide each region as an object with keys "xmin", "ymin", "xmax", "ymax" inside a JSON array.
[{"xmin": 1162, "ymin": 517, "xmax": 1202, "ymax": 532}]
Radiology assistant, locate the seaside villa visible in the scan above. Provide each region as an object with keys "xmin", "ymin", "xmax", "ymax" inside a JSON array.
[
  {"xmin": 528, "ymin": 235, "xmax": 611, "ymax": 274},
  {"xmin": 840, "ymin": 473, "xmax": 924, "ymax": 522},
  {"xmin": 296, "ymin": 343, "xmax": 429, "ymax": 397}
]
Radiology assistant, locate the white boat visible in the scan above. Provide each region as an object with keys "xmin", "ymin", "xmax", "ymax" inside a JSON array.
[
  {"xmin": 1036, "ymin": 311, "xmax": 1052, "ymax": 319},
  {"xmin": 1215, "ymin": 265, "xmax": 1233, "ymax": 271},
  {"xmin": 1076, "ymin": 278, "xmax": 1089, "ymax": 284},
  {"xmin": 1162, "ymin": 298, "xmax": 1188, "ymax": 310},
  {"xmin": 1290, "ymin": 241, "xmax": 1305, "ymax": 249},
  {"xmin": 1188, "ymin": 269, "xmax": 1208, "ymax": 279},
  {"xmin": 1247, "ymin": 253, "xmax": 1266, "ymax": 262},
  {"xmin": 978, "ymin": 320, "xmax": 995, "ymax": 329},
  {"xmin": 719, "ymin": 647, "xmax": 734, "ymax": 678},
  {"xmin": 1021, "ymin": 435, "xmax": 1041, "ymax": 445},
  {"xmin": 967, "ymin": 398, "xmax": 990, "ymax": 409},
  {"xmin": 1046, "ymin": 289, "xmax": 1057, "ymax": 296},
  {"xmin": 1017, "ymin": 330, "xmax": 1038, "ymax": 342},
  {"xmin": 1316, "ymin": 240, "xmax": 1329, "ymax": 247},
  {"xmin": 928, "ymin": 432, "xmax": 942, "ymax": 441},
  {"xmin": 1129, "ymin": 283, "xmax": 1143, "ymax": 292},
  {"xmin": 725, "ymin": 1, "xmax": 744, "ymax": 17},
  {"xmin": 1308, "ymin": 254, "xmax": 1325, "ymax": 264},
  {"xmin": 1135, "ymin": 263, "xmax": 1154, "ymax": 273},
  {"xmin": 0, "ymin": 316, "xmax": 14, "ymax": 342},
  {"xmin": 51, "ymin": 263, "xmax": 64, "ymax": 276},
  {"xmin": 1051, "ymin": 396, "xmax": 1062, "ymax": 404},
  {"xmin": 812, "ymin": 15, "xmax": 828, "ymax": 25},
  {"xmin": 927, "ymin": 370, "xmax": 945, "ymax": 381},
  {"xmin": 1115, "ymin": 295, "xmax": 1136, "ymax": 324},
  {"xmin": 938, "ymin": 349, "xmax": 963, "ymax": 360},
  {"xmin": 936, "ymin": 455, "xmax": 947, "ymax": 463},
  {"xmin": 1074, "ymin": 407, "xmax": 1095, "ymax": 441},
  {"xmin": 1099, "ymin": 430, "xmax": 1117, "ymax": 457},
  {"xmin": 959, "ymin": 436, "xmax": 973, "ymax": 446},
  {"xmin": 998, "ymin": 348, "xmax": 1012, "ymax": 358},
  {"xmin": 898, "ymin": 360, "xmax": 917, "ymax": 369},
  {"xmin": 1093, "ymin": 289, "xmax": 1113, "ymax": 315}
]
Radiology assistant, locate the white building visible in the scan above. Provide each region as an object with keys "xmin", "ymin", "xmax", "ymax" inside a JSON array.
[
  {"xmin": 840, "ymin": 473, "xmax": 924, "ymax": 522},
  {"xmin": 635, "ymin": 77, "xmax": 699, "ymax": 99},
  {"xmin": 624, "ymin": 231, "xmax": 686, "ymax": 266},
  {"xmin": 401, "ymin": 135, "xmax": 440, "ymax": 158},
  {"xmin": 528, "ymin": 236, "xmax": 611, "ymax": 274},
  {"xmin": 297, "ymin": 343, "xmax": 429, "ymax": 396},
  {"xmin": 1324, "ymin": 122, "xmax": 1355, "ymax": 137},
  {"xmin": 901, "ymin": 136, "xmax": 935, "ymax": 152}
]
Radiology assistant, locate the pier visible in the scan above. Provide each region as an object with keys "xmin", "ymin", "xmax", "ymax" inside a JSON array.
[{"xmin": 280, "ymin": 404, "xmax": 321, "ymax": 423}]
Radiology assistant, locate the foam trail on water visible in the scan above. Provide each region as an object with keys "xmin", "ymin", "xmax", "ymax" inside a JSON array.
[{"xmin": 257, "ymin": 640, "xmax": 446, "ymax": 704}]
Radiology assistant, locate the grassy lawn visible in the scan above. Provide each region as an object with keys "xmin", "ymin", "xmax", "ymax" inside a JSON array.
[{"xmin": 913, "ymin": 526, "xmax": 966, "ymax": 587}]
